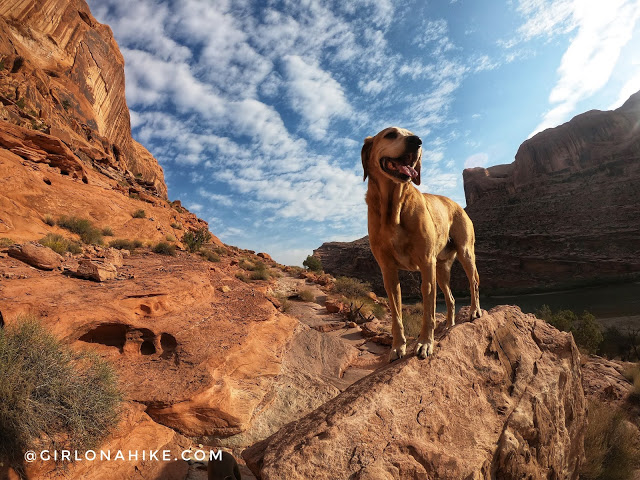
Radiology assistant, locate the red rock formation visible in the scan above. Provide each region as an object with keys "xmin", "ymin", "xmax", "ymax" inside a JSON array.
[
  {"xmin": 463, "ymin": 91, "xmax": 640, "ymax": 292},
  {"xmin": 0, "ymin": 0, "xmax": 167, "ymax": 198},
  {"xmin": 243, "ymin": 306, "xmax": 586, "ymax": 479}
]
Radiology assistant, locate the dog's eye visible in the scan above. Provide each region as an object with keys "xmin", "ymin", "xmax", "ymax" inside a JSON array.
[{"xmin": 384, "ymin": 131, "xmax": 398, "ymax": 139}]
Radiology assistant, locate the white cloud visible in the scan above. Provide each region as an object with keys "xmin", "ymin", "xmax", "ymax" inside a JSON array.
[
  {"xmin": 510, "ymin": 0, "xmax": 640, "ymax": 136},
  {"xmin": 608, "ymin": 71, "xmax": 640, "ymax": 109},
  {"xmin": 464, "ymin": 153, "xmax": 489, "ymax": 168},
  {"xmin": 187, "ymin": 203, "xmax": 203, "ymax": 213},
  {"xmin": 283, "ymin": 55, "xmax": 352, "ymax": 139}
]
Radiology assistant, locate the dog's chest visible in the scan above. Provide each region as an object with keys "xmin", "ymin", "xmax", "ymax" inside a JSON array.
[{"xmin": 370, "ymin": 225, "xmax": 420, "ymax": 271}]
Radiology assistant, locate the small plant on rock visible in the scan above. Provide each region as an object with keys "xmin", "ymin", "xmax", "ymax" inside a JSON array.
[
  {"xmin": 302, "ymin": 255, "xmax": 322, "ymax": 273},
  {"xmin": 152, "ymin": 241, "xmax": 176, "ymax": 256},
  {"xmin": 132, "ymin": 209, "xmax": 146, "ymax": 219},
  {"xmin": 182, "ymin": 227, "xmax": 211, "ymax": 253}
]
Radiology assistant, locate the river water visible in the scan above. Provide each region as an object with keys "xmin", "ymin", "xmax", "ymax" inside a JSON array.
[{"xmin": 440, "ymin": 281, "xmax": 640, "ymax": 324}]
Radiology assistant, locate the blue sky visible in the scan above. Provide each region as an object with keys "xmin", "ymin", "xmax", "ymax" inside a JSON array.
[{"xmin": 87, "ymin": 0, "xmax": 640, "ymax": 265}]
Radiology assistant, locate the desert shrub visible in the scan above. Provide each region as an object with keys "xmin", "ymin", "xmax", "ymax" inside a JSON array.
[
  {"xmin": 182, "ymin": 227, "xmax": 211, "ymax": 253},
  {"xmin": 43, "ymin": 214, "xmax": 55, "ymax": 226},
  {"xmin": 599, "ymin": 327, "xmax": 640, "ymax": 361},
  {"xmin": 0, "ymin": 316, "xmax": 122, "ymax": 475},
  {"xmin": 302, "ymin": 255, "xmax": 322, "ymax": 273},
  {"xmin": 101, "ymin": 227, "xmax": 114, "ymax": 236},
  {"xmin": 250, "ymin": 269, "xmax": 270, "ymax": 281},
  {"xmin": 152, "ymin": 241, "xmax": 176, "ymax": 256},
  {"xmin": 39, "ymin": 233, "xmax": 82, "ymax": 255},
  {"xmin": 334, "ymin": 276, "xmax": 372, "ymax": 299},
  {"xmin": 108, "ymin": 238, "xmax": 143, "ymax": 251},
  {"xmin": 536, "ymin": 305, "xmax": 603, "ymax": 354},
  {"xmin": 298, "ymin": 288, "xmax": 315, "ymax": 302},
  {"xmin": 623, "ymin": 364, "xmax": 640, "ymax": 400},
  {"xmin": 235, "ymin": 271, "xmax": 249, "ymax": 282},
  {"xmin": 580, "ymin": 400, "xmax": 638, "ymax": 480},
  {"xmin": 199, "ymin": 250, "xmax": 220, "ymax": 262},
  {"xmin": 274, "ymin": 293, "xmax": 292, "ymax": 313},
  {"xmin": 132, "ymin": 209, "xmax": 146, "ymax": 219},
  {"xmin": 0, "ymin": 238, "xmax": 14, "ymax": 247},
  {"xmin": 165, "ymin": 233, "xmax": 176, "ymax": 242},
  {"xmin": 57, "ymin": 215, "xmax": 103, "ymax": 245},
  {"xmin": 170, "ymin": 222, "xmax": 183, "ymax": 230},
  {"xmin": 403, "ymin": 302, "xmax": 423, "ymax": 338}
]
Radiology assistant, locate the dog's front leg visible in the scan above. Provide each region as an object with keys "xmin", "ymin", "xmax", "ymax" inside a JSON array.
[
  {"xmin": 381, "ymin": 266, "xmax": 406, "ymax": 362},
  {"xmin": 416, "ymin": 261, "xmax": 437, "ymax": 359}
]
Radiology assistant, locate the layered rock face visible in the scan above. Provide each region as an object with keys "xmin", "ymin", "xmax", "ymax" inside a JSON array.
[
  {"xmin": 316, "ymin": 92, "xmax": 640, "ymax": 294},
  {"xmin": 464, "ymin": 92, "xmax": 640, "ymax": 292},
  {"xmin": 244, "ymin": 306, "xmax": 586, "ymax": 479},
  {"xmin": 0, "ymin": 0, "xmax": 167, "ymax": 198}
]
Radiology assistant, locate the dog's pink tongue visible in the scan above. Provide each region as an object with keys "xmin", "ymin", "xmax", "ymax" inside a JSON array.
[{"xmin": 398, "ymin": 165, "xmax": 418, "ymax": 178}]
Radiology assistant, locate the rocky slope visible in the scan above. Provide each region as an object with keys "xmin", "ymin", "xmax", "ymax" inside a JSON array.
[
  {"xmin": 244, "ymin": 306, "xmax": 586, "ymax": 479},
  {"xmin": 315, "ymin": 91, "xmax": 640, "ymax": 295}
]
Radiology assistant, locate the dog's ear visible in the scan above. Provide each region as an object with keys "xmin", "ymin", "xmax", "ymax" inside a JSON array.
[
  {"xmin": 361, "ymin": 136, "xmax": 373, "ymax": 181},
  {"xmin": 412, "ymin": 149, "xmax": 422, "ymax": 185}
]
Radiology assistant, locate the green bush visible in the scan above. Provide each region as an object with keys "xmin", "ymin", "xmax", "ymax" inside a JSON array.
[
  {"xmin": 298, "ymin": 288, "xmax": 315, "ymax": 302},
  {"xmin": 108, "ymin": 239, "xmax": 143, "ymax": 251},
  {"xmin": 182, "ymin": 227, "xmax": 212, "ymax": 253},
  {"xmin": 0, "ymin": 316, "xmax": 122, "ymax": 475},
  {"xmin": 199, "ymin": 249, "xmax": 220, "ymax": 262},
  {"xmin": 170, "ymin": 222, "xmax": 183, "ymax": 230},
  {"xmin": 403, "ymin": 302, "xmax": 423, "ymax": 338},
  {"xmin": 334, "ymin": 276, "xmax": 372, "ymax": 299},
  {"xmin": 536, "ymin": 305, "xmax": 603, "ymax": 354},
  {"xmin": 57, "ymin": 216, "xmax": 103, "ymax": 245},
  {"xmin": 0, "ymin": 238, "xmax": 14, "ymax": 248},
  {"xmin": 580, "ymin": 400, "xmax": 638, "ymax": 480},
  {"xmin": 39, "ymin": 233, "xmax": 82, "ymax": 255},
  {"xmin": 250, "ymin": 269, "xmax": 270, "ymax": 281},
  {"xmin": 43, "ymin": 214, "xmax": 55, "ymax": 226},
  {"xmin": 302, "ymin": 255, "xmax": 322, "ymax": 272},
  {"xmin": 235, "ymin": 271, "xmax": 249, "ymax": 282},
  {"xmin": 152, "ymin": 241, "xmax": 176, "ymax": 256},
  {"xmin": 165, "ymin": 233, "xmax": 176, "ymax": 242},
  {"xmin": 101, "ymin": 227, "xmax": 114, "ymax": 236},
  {"xmin": 132, "ymin": 209, "xmax": 146, "ymax": 219}
]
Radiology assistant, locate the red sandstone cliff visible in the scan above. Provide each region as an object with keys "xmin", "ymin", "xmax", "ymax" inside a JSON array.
[{"xmin": 0, "ymin": 0, "xmax": 167, "ymax": 198}]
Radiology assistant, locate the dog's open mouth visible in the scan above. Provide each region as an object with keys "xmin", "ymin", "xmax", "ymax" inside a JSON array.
[{"xmin": 380, "ymin": 153, "xmax": 418, "ymax": 181}]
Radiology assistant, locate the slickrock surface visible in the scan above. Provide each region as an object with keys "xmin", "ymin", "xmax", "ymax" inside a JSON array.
[{"xmin": 244, "ymin": 306, "xmax": 586, "ymax": 480}]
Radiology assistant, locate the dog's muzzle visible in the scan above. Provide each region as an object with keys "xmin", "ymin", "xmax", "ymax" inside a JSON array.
[{"xmin": 380, "ymin": 152, "xmax": 419, "ymax": 181}]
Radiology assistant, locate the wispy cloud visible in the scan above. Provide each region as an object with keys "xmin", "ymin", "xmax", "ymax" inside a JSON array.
[
  {"xmin": 464, "ymin": 152, "xmax": 489, "ymax": 169},
  {"xmin": 283, "ymin": 55, "xmax": 352, "ymax": 139},
  {"xmin": 504, "ymin": 0, "xmax": 640, "ymax": 137}
]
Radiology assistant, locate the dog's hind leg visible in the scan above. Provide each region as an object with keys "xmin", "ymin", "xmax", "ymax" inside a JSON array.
[
  {"xmin": 456, "ymin": 245, "xmax": 482, "ymax": 321},
  {"xmin": 436, "ymin": 252, "xmax": 456, "ymax": 327},
  {"xmin": 416, "ymin": 261, "xmax": 437, "ymax": 359},
  {"xmin": 381, "ymin": 266, "xmax": 406, "ymax": 362}
]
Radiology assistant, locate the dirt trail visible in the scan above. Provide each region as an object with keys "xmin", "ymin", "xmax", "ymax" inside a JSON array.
[{"xmin": 272, "ymin": 275, "xmax": 389, "ymax": 386}]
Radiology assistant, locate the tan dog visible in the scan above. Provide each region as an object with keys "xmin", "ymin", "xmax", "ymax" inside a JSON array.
[{"xmin": 361, "ymin": 127, "xmax": 482, "ymax": 361}]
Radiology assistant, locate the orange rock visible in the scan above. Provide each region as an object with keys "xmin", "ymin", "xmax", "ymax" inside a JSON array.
[
  {"xmin": 244, "ymin": 306, "xmax": 586, "ymax": 480},
  {"xmin": 8, "ymin": 242, "xmax": 62, "ymax": 270}
]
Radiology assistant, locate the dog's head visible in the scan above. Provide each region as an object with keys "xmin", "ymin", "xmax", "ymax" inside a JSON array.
[{"xmin": 361, "ymin": 127, "xmax": 422, "ymax": 185}]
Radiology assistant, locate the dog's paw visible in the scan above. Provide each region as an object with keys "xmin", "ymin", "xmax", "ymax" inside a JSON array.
[
  {"xmin": 389, "ymin": 344, "xmax": 406, "ymax": 362},
  {"xmin": 469, "ymin": 308, "xmax": 482, "ymax": 321},
  {"xmin": 415, "ymin": 342, "xmax": 433, "ymax": 359}
]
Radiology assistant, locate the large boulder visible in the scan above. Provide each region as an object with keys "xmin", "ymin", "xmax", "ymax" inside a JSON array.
[
  {"xmin": 8, "ymin": 242, "xmax": 62, "ymax": 270},
  {"xmin": 244, "ymin": 306, "xmax": 586, "ymax": 480}
]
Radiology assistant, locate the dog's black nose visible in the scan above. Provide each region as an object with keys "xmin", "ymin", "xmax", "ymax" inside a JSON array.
[{"xmin": 406, "ymin": 135, "xmax": 422, "ymax": 147}]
